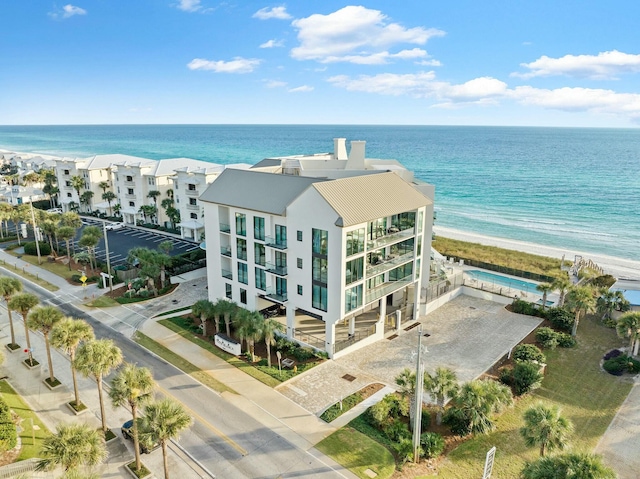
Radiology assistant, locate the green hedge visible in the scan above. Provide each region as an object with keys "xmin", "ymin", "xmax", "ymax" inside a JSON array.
[
  {"xmin": 24, "ymin": 241, "xmax": 51, "ymax": 256},
  {"xmin": 0, "ymin": 396, "xmax": 16, "ymax": 452}
]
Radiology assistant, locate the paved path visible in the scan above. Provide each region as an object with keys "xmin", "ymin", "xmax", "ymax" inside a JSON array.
[{"xmin": 278, "ymin": 295, "xmax": 543, "ymax": 414}]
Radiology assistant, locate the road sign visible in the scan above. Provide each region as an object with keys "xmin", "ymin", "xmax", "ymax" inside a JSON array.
[
  {"xmin": 483, "ymin": 446, "xmax": 496, "ymax": 479},
  {"xmin": 80, "ymin": 275, "xmax": 87, "ymax": 283}
]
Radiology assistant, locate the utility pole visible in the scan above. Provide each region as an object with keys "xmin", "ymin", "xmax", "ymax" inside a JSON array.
[
  {"xmin": 413, "ymin": 326, "xmax": 425, "ymax": 462},
  {"xmin": 29, "ymin": 198, "xmax": 42, "ymax": 264},
  {"xmin": 102, "ymin": 221, "xmax": 113, "ymax": 292}
]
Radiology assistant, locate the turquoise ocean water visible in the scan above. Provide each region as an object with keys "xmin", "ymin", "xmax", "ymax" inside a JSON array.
[{"xmin": 0, "ymin": 125, "xmax": 638, "ymax": 261}]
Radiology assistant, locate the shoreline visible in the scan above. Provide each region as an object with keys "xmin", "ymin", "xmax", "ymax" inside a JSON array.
[{"xmin": 434, "ymin": 226, "xmax": 640, "ymax": 280}]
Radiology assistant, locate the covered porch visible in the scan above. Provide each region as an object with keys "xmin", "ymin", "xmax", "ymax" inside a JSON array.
[{"xmin": 177, "ymin": 219, "xmax": 204, "ymax": 241}]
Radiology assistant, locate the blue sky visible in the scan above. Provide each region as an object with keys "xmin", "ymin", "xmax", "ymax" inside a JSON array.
[{"xmin": 1, "ymin": 1, "xmax": 640, "ymax": 126}]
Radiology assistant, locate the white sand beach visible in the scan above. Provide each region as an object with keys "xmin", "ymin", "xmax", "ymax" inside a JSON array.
[{"xmin": 434, "ymin": 226, "xmax": 640, "ymax": 280}]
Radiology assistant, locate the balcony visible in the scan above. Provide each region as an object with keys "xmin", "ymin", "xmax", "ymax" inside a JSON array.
[
  {"xmin": 366, "ymin": 251, "xmax": 414, "ymax": 277},
  {"xmin": 221, "ymin": 269, "xmax": 233, "ymax": 280},
  {"xmin": 123, "ymin": 180, "xmax": 135, "ymax": 186},
  {"xmin": 186, "ymin": 203, "xmax": 199, "ymax": 211},
  {"xmin": 265, "ymin": 288, "xmax": 288, "ymax": 303},
  {"xmin": 265, "ymin": 262, "xmax": 287, "ymax": 276},
  {"xmin": 125, "ymin": 194, "xmax": 136, "ymax": 200},
  {"xmin": 365, "ymin": 274, "xmax": 413, "ymax": 304},
  {"xmin": 220, "ymin": 246, "xmax": 232, "ymax": 257},
  {"xmin": 366, "ymin": 227, "xmax": 414, "ymax": 250},
  {"xmin": 265, "ymin": 236, "xmax": 287, "ymax": 250},
  {"xmin": 185, "ymin": 188, "xmax": 199, "ymax": 197},
  {"xmin": 220, "ymin": 223, "xmax": 231, "ymax": 234}
]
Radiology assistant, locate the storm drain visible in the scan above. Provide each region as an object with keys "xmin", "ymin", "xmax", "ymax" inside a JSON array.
[
  {"xmin": 342, "ymin": 374, "xmax": 356, "ymax": 382},
  {"xmin": 404, "ymin": 323, "xmax": 420, "ymax": 332},
  {"xmin": 387, "ymin": 334, "xmax": 398, "ymax": 340}
]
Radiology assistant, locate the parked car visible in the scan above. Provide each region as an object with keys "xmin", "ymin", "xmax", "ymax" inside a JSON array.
[
  {"xmin": 105, "ymin": 222, "xmax": 126, "ymax": 231},
  {"xmin": 121, "ymin": 420, "xmax": 159, "ymax": 454},
  {"xmin": 46, "ymin": 208, "xmax": 63, "ymax": 214}
]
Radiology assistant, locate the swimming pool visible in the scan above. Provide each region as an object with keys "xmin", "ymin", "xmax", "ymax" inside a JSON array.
[{"xmin": 465, "ymin": 270, "xmax": 539, "ymax": 294}]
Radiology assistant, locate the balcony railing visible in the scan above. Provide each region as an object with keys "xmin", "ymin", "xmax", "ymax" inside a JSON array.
[
  {"xmin": 220, "ymin": 246, "xmax": 232, "ymax": 257},
  {"xmin": 265, "ymin": 262, "xmax": 287, "ymax": 276},
  {"xmin": 221, "ymin": 269, "xmax": 233, "ymax": 280},
  {"xmin": 219, "ymin": 223, "xmax": 231, "ymax": 233},
  {"xmin": 123, "ymin": 180, "xmax": 135, "ymax": 186},
  {"xmin": 366, "ymin": 251, "xmax": 414, "ymax": 277},
  {"xmin": 185, "ymin": 189, "xmax": 199, "ymax": 196},
  {"xmin": 365, "ymin": 274, "xmax": 413, "ymax": 304},
  {"xmin": 125, "ymin": 194, "xmax": 136, "ymax": 199},
  {"xmin": 265, "ymin": 288, "xmax": 288, "ymax": 303},
  {"xmin": 265, "ymin": 236, "xmax": 287, "ymax": 250},
  {"xmin": 366, "ymin": 227, "xmax": 414, "ymax": 250},
  {"xmin": 186, "ymin": 203, "xmax": 199, "ymax": 211}
]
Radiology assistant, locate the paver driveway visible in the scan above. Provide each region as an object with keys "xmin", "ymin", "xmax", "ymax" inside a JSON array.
[{"xmin": 277, "ymin": 294, "xmax": 543, "ymax": 414}]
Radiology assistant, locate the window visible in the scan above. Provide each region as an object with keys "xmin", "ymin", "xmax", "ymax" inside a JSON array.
[
  {"xmin": 275, "ymin": 251, "xmax": 287, "ymax": 271},
  {"xmin": 345, "ymin": 284, "xmax": 363, "ymax": 313},
  {"xmin": 390, "ymin": 212, "xmax": 416, "ymax": 231},
  {"xmin": 416, "ymin": 258, "xmax": 421, "ymax": 279},
  {"xmin": 346, "ymin": 228, "xmax": 365, "ymax": 256},
  {"xmin": 275, "ymin": 224, "xmax": 287, "ymax": 247},
  {"xmin": 418, "ymin": 210, "xmax": 424, "ymax": 231},
  {"xmin": 126, "ymin": 175, "xmax": 133, "ymax": 182},
  {"xmin": 312, "ymin": 229, "xmax": 328, "ymax": 255},
  {"xmin": 127, "ymin": 188, "xmax": 134, "ymax": 195},
  {"xmin": 297, "ymin": 258, "xmax": 303, "ymax": 269},
  {"xmin": 275, "ymin": 277, "xmax": 287, "ymax": 299},
  {"xmin": 297, "ymin": 230, "xmax": 303, "ymax": 241},
  {"xmin": 129, "ymin": 201, "xmax": 135, "ymax": 207},
  {"xmin": 188, "ymin": 183, "xmax": 196, "ymax": 191},
  {"xmin": 190, "ymin": 213, "xmax": 198, "ymax": 219},
  {"xmin": 389, "ymin": 263, "xmax": 413, "ymax": 281},
  {"xmin": 189, "ymin": 198, "xmax": 197, "ymax": 206},
  {"xmin": 368, "ymin": 218, "xmax": 387, "ymax": 240},
  {"xmin": 63, "ymin": 169, "xmax": 69, "ymax": 175},
  {"xmin": 312, "ymin": 285, "xmax": 328, "ymax": 311},
  {"xmin": 345, "ymin": 257, "xmax": 364, "ymax": 285},
  {"xmin": 254, "ymin": 243, "xmax": 265, "ymax": 266},
  {"xmin": 148, "ymin": 177, "xmax": 155, "ymax": 185},
  {"xmin": 254, "ymin": 217, "xmax": 265, "ymax": 241},
  {"xmin": 240, "ymin": 288, "xmax": 247, "ymax": 304},
  {"xmin": 225, "ymin": 283, "xmax": 232, "ymax": 299},
  {"xmin": 312, "ymin": 258, "xmax": 328, "ymax": 283},
  {"xmin": 236, "ymin": 238, "xmax": 247, "ymax": 261},
  {"xmin": 67, "ymin": 193, "xmax": 72, "ymax": 198},
  {"xmin": 367, "ymin": 274, "xmax": 385, "ymax": 290},
  {"xmin": 255, "ymin": 268, "xmax": 266, "ymax": 290},
  {"xmin": 65, "ymin": 181, "xmax": 71, "ymax": 187},
  {"xmin": 235, "ymin": 213, "xmax": 246, "ymax": 236},
  {"xmin": 297, "ymin": 285, "xmax": 303, "ymax": 295},
  {"xmin": 237, "ymin": 262, "xmax": 248, "ymax": 284}
]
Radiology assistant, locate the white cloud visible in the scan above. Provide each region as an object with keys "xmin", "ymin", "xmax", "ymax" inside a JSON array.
[
  {"xmin": 513, "ymin": 50, "xmax": 640, "ymax": 80},
  {"xmin": 328, "ymin": 72, "xmax": 437, "ymax": 96},
  {"xmin": 187, "ymin": 57, "xmax": 261, "ymax": 73},
  {"xmin": 291, "ymin": 6, "xmax": 444, "ymax": 64},
  {"xmin": 260, "ymin": 39, "xmax": 284, "ymax": 49},
  {"xmin": 288, "ymin": 85, "xmax": 314, "ymax": 92},
  {"xmin": 49, "ymin": 4, "xmax": 86, "ymax": 19},
  {"xmin": 417, "ymin": 59, "xmax": 442, "ymax": 67},
  {"xmin": 264, "ymin": 80, "xmax": 287, "ymax": 88},
  {"xmin": 253, "ymin": 6, "xmax": 291, "ymax": 20},
  {"xmin": 177, "ymin": 0, "xmax": 201, "ymax": 12}
]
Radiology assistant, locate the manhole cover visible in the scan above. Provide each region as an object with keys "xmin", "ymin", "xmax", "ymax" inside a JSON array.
[
  {"xmin": 342, "ymin": 374, "xmax": 356, "ymax": 382},
  {"xmin": 404, "ymin": 323, "xmax": 420, "ymax": 331},
  {"xmin": 387, "ymin": 334, "xmax": 398, "ymax": 340},
  {"xmin": 423, "ymin": 333, "xmax": 431, "ymax": 338},
  {"xmin": 469, "ymin": 306, "xmax": 477, "ymax": 310},
  {"xmin": 364, "ymin": 469, "xmax": 378, "ymax": 478}
]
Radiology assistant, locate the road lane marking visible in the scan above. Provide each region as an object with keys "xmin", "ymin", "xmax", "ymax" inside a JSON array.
[{"xmin": 157, "ymin": 384, "xmax": 248, "ymax": 456}]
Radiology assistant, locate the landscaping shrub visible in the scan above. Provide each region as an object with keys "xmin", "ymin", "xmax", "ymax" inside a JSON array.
[
  {"xmin": 603, "ymin": 357, "xmax": 626, "ymax": 376},
  {"xmin": 628, "ymin": 357, "xmax": 640, "ymax": 374},
  {"xmin": 512, "ymin": 362, "xmax": 544, "ymax": 395},
  {"xmin": 393, "ymin": 437, "xmax": 416, "ymax": 465},
  {"xmin": 513, "ymin": 344, "xmax": 546, "ymax": 364},
  {"xmin": 383, "ymin": 419, "xmax": 411, "ymax": 442},
  {"xmin": 536, "ymin": 327, "xmax": 559, "ymax": 349},
  {"xmin": 557, "ymin": 332, "xmax": 577, "ymax": 348},
  {"xmin": 443, "ymin": 407, "xmax": 472, "ymax": 436},
  {"xmin": 589, "ymin": 274, "xmax": 616, "ymax": 289},
  {"xmin": 499, "ymin": 367, "xmax": 513, "ymax": 387},
  {"xmin": 512, "ymin": 299, "xmax": 539, "ymax": 317},
  {"xmin": 603, "ymin": 349, "xmax": 623, "ymax": 361},
  {"xmin": 370, "ymin": 394, "xmax": 403, "ymax": 428},
  {"xmin": 320, "ymin": 392, "xmax": 364, "ymax": 423},
  {"xmin": 420, "ymin": 432, "xmax": 445, "ymax": 459},
  {"xmin": 421, "ymin": 409, "xmax": 431, "ymax": 431},
  {"xmin": 24, "ymin": 241, "xmax": 51, "ymax": 256},
  {"xmin": 0, "ymin": 397, "xmax": 16, "ymax": 453},
  {"xmin": 292, "ymin": 347, "xmax": 315, "ymax": 362},
  {"xmin": 546, "ymin": 307, "xmax": 575, "ymax": 332}
]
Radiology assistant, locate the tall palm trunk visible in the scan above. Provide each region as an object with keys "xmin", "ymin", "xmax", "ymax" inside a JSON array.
[
  {"xmin": 22, "ymin": 313, "xmax": 33, "ymax": 365},
  {"xmin": 224, "ymin": 313, "xmax": 231, "ymax": 336},
  {"xmin": 45, "ymin": 335, "xmax": 55, "ymax": 382},
  {"xmin": 70, "ymin": 351, "xmax": 80, "ymax": 406},
  {"xmin": 5, "ymin": 302, "xmax": 17, "ymax": 346},
  {"xmin": 132, "ymin": 404, "xmax": 142, "ymax": 471},
  {"xmin": 162, "ymin": 441, "xmax": 169, "ymax": 479},
  {"xmin": 96, "ymin": 374, "xmax": 107, "ymax": 433}
]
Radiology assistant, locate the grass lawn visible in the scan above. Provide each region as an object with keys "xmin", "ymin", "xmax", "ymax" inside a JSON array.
[
  {"xmin": 432, "ymin": 236, "xmax": 568, "ymax": 277},
  {"xmin": 317, "ymin": 427, "xmax": 396, "ymax": 479},
  {"xmin": 85, "ymin": 295, "xmax": 119, "ymax": 308},
  {"xmin": 12, "ymin": 252, "xmax": 78, "ymax": 280},
  {"xmin": 417, "ymin": 314, "xmax": 632, "ymax": 479},
  {"xmin": 0, "ymin": 380, "xmax": 50, "ymax": 460},
  {"xmin": 133, "ymin": 331, "xmax": 236, "ymax": 394},
  {"xmin": 0, "ymin": 256, "xmax": 59, "ymax": 292}
]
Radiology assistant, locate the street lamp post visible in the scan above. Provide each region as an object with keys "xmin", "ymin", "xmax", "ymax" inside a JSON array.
[
  {"xmin": 413, "ymin": 326, "xmax": 425, "ymax": 462},
  {"xmin": 29, "ymin": 198, "xmax": 42, "ymax": 265},
  {"xmin": 102, "ymin": 221, "xmax": 113, "ymax": 292}
]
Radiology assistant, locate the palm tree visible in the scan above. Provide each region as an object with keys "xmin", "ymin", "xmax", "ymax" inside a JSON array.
[
  {"xmin": 27, "ymin": 306, "xmax": 64, "ymax": 385},
  {"xmin": 0, "ymin": 202, "xmax": 13, "ymax": 237},
  {"xmin": 39, "ymin": 219, "xmax": 58, "ymax": 254},
  {"xmin": 262, "ymin": 318, "xmax": 284, "ymax": 367},
  {"xmin": 566, "ymin": 286, "xmax": 597, "ymax": 337},
  {"xmin": 109, "ymin": 363, "xmax": 156, "ymax": 474},
  {"xmin": 217, "ymin": 299, "xmax": 237, "ymax": 337},
  {"xmin": 98, "ymin": 181, "xmax": 110, "ymax": 194},
  {"xmin": 51, "ymin": 318, "xmax": 95, "ymax": 409},
  {"xmin": 521, "ymin": 453, "xmax": 616, "ymax": 479},
  {"xmin": 192, "ymin": 300, "xmax": 216, "ymax": 336},
  {"xmin": 102, "ymin": 191, "xmax": 116, "ymax": 216},
  {"xmin": 0, "ymin": 276, "xmax": 23, "ymax": 348},
  {"xmin": 57, "ymin": 225, "xmax": 77, "ymax": 269},
  {"xmin": 158, "ymin": 240, "xmax": 173, "ymax": 287},
  {"xmin": 395, "ymin": 368, "xmax": 419, "ymax": 430},
  {"xmin": 75, "ymin": 339, "xmax": 123, "ymax": 435},
  {"xmin": 235, "ymin": 309, "xmax": 262, "ymax": 361},
  {"xmin": 450, "ymin": 379, "xmax": 513, "ymax": 435},
  {"xmin": 597, "ymin": 290, "xmax": 630, "ymax": 320},
  {"xmin": 425, "ymin": 367, "xmax": 459, "ymax": 425},
  {"xmin": 140, "ymin": 399, "xmax": 193, "ymax": 479},
  {"xmin": 616, "ymin": 312, "xmax": 640, "ymax": 354},
  {"xmin": 36, "ymin": 422, "xmax": 107, "ymax": 475},
  {"xmin": 8, "ymin": 292, "xmax": 39, "ymax": 365},
  {"xmin": 139, "ymin": 205, "xmax": 156, "ymax": 224},
  {"xmin": 70, "ymin": 175, "xmax": 85, "ymax": 202},
  {"xmin": 59, "ymin": 211, "xmax": 83, "ymax": 229},
  {"xmin": 552, "ymin": 274, "xmax": 572, "ymax": 307},
  {"xmin": 536, "ymin": 283, "xmax": 554, "ymax": 311},
  {"xmin": 520, "ymin": 402, "xmax": 573, "ymax": 457},
  {"xmin": 80, "ymin": 190, "xmax": 94, "ymax": 213}
]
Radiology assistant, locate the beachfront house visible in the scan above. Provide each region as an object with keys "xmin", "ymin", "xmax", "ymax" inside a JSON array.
[{"xmin": 201, "ymin": 164, "xmax": 433, "ymax": 359}]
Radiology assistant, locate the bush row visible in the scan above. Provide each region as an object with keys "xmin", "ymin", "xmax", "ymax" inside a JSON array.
[
  {"xmin": 535, "ymin": 327, "xmax": 576, "ymax": 349},
  {"xmin": 0, "ymin": 396, "xmax": 16, "ymax": 453},
  {"xmin": 511, "ymin": 300, "xmax": 575, "ymax": 332}
]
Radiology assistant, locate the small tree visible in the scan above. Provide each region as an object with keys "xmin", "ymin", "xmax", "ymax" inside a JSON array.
[
  {"xmin": 27, "ymin": 306, "xmax": 64, "ymax": 385},
  {"xmin": 552, "ymin": 274, "xmax": 572, "ymax": 307},
  {"xmin": 192, "ymin": 300, "xmax": 215, "ymax": 336},
  {"xmin": 70, "ymin": 175, "xmax": 86, "ymax": 202},
  {"xmin": 262, "ymin": 318, "xmax": 284, "ymax": 367},
  {"xmin": 521, "ymin": 453, "xmax": 616, "ymax": 479},
  {"xmin": 616, "ymin": 312, "xmax": 640, "ymax": 354},
  {"xmin": 0, "ymin": 276, "xmax": 23, "ymax": 348},
  {"xmin": 57, "ymin": 225, "xmax": 77, "ymax": 269},
  {"xmin": 536, "ymin": 283, "xmax": 554, "ymax": 311},
  {"xmin": 424, "ymin": 367, "xmax": 458, "ymax": 426},
  {"xmin": 36, "ymin": 423, "xmax": 107, "ymax": 475},
  {"xmin": 102, "ymin": 191, "xmax": 116, "ymax": 216},
  {"xmin": 395, "ymin": 368, "xmax": 420, "ymax": 430},
  {"xmin": 520, "ymin": 403, "xmax": 572, "ymax": 457},
  {"xmin": 8, "ymin": 292, "xmax": 39, "ymax": 365},
  {"xmin": 566, "ymin": 286, "xmax": 596, "ymax": 337},
  {"xmin": 217, "ymin": 299, "xmax": 237, "ymax": 337}
]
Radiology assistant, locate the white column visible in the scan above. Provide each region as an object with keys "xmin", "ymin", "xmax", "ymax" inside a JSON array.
[
  {"xmin": 413, "ymin": 282, "xmax": 420, "ymax": 321},
  {"xmin": 349, "ymin": 316, "xmax": 355, "ymax": 335},
  {"xmin": 286, "ymin": 306, "xmax": 295, "ymax": 340},
  {"xmin": 395, "ymin": 309, "xmax": 402, "ymax": 332},
  {"xmin": 377, "ymin": 298, "xmax": 387, "ymax": 335},
  {"xmin": 326, "ymin": 322, "xmax": 335, "ymax": 359}
]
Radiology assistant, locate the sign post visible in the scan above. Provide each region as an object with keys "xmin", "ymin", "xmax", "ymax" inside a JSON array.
[
  {"xmin": 80, "ymin": 273, "xmax": 87, "ymax": 299},
  {"xmin": 482, "ymin": 446, "xmax": 496, "ymax": 479},
  {"xmin": 276, "ymin": 351, "xmax": 282, "ymax": 376}
]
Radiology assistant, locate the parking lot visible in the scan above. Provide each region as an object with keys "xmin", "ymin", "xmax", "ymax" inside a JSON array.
[{"xmin": 75, "ymin": 218, "xmax": 200, "ymax": 268}]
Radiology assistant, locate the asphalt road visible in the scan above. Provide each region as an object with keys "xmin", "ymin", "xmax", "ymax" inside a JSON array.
[{"xmin": 8, "ymin": 271, "xmax": 347, "ymax": 479}]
